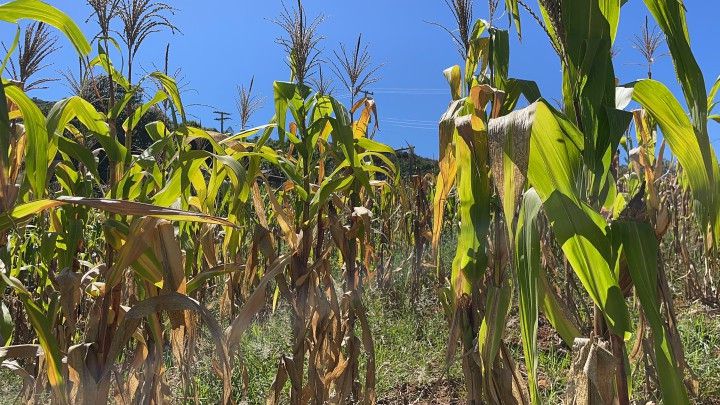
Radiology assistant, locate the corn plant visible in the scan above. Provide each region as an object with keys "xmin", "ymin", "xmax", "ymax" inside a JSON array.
[{"xmin": 433, "ymin": 0, "xmax": 720, "ymax": 404}]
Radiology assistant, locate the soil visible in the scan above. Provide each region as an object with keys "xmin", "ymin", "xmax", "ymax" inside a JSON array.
[{"xmin": 378, "ymin": 379, "xmax": 465, "ymax": 404}]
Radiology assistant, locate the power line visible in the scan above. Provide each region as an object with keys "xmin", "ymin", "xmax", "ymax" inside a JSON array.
[
  {"xmin": 385, "ymin": 117, "xmax": 438, "ymax": 124},
  {"xmin": 382, "ymin": 123, "xmax": 436, "ymax": 130},
  {"xmin": 334, "ymin": 87, "xmax": 448, "ymax": 99},
  {"xmin": 372, "ymin": 87, "xmax": 446, "ymax": 92}
]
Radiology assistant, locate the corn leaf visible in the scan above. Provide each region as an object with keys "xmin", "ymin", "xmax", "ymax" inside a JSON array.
[
  {"xmin": 444, "ymin": 65, "xmax": 462, "ymax": 101},
  {"xmin": 0, "ymin": 301, "xmax": 12, "ymax": 346},
  {"xmin": 47, "ymin": 96, "xmax": 125, "ymax": 163},
  {"xmin": 57, "ymin": 136, "xmax": 101, "ymax": 180},
  {"xmin": 538, "ymin": 265, "xmax": 581, "ymax": 345},
  {"xmin": 122, "ymin": 90, "xmax": 167, "ymax": 132},
  {"xmin": 452, "ymin": 115, "xmax": 490, "ymax": 296},
  {"xmin": 643, "ymin": 0, "xmax": 707, "ymax": 136},
  {"xmin": 89, "ymin": 53, "xmax": 129, "ymax": 91},
  {"xmin": 187, "ymin": 263, "xmax": 244, "ymax": 294},
  {"xmin": 504, "ymin": 0, "xmax": 521, "ymax": 38},
  {"xmin": 104, "ymin": 293, "xmax": 232, "ymax": 404},
  {"xmin": 613, "ymin": 221, "xmax": 690, "ymax": 404},
  {"xmin": 5, "ymin": 83, "xmax": 48, "ymax": 198},
  {"xmin": 515, "ymin": 188, "xmax": 542, "ymax": 404},
  {"xmin": 627, "ymin": 80, "xmax": 719, "ymax": 243},
  {"xmin": 150, "ymin": 72, "xmax": 185, "ymax": 123},
  {"xmin": 432, "ymin": 99, "xmax": 463, "ymax": 253},
  {"xmin": 22, "ymin": 299, "xmax": 66, "ymax": 403},
  {"xmin": 0, "ymin": 0, "xmax": 90, "ymax": 56},
  {"xmin": 0, "ymin": 197, "xmax": 235, "ymax": 233},
  {"xmin": 490, "ymin": 28, "xmax": 509, "ymax": 90},
  {"xmin": 55, "ymin": 196, "xmax": 237, "ymax": 227},
  {"xmin": 491, "ymin": 100, "xmax": 631, "ymax": 338}
]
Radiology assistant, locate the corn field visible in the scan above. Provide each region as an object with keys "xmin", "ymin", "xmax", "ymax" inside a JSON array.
[{"xmin": 0, "ymin": 0, "xmax": 719, "ymax": 404}]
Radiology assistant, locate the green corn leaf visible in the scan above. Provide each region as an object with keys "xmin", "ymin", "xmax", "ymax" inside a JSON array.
[
  {"xmin": 122, "ymin": 90, "xmax": 168, "ymax": 133},
  {"xmin": 108, "ymin": 91, "xmax": 136, "ymax": 121},
  {"xmin": 0, "ymin": 199, "xmax": 63, "ymax": 231},
  {"xmin": 0, "ymin": 197, "xmax": 236, "ymax": 233},
  {"xmin": 478, "ymin": 275, "xmax": 512, "ymax": 378},
  {"xmin": 707, "ymin": 75, "xmax": 720, "ymax": 114},
  {"xmin": 358, "ymin": 151, "xmax": 397, "ymax": 178},
  {"xmin": 273, "ymin": 81, "xmax": 311, "ymax": 145},
  {"xmin": 47, "ymin": 96, "xmax": 125, "ymax": 164},
  {"xmin": 643, "ymin": 0, "xmax": 707, "ymax": 137},
  {"xmin": 501, "ymin": 78, "xmax": 541, "ymax": 116},
  {"xmin": 0, "ymin": 0, "xmax": 90, "ymax": 56},
  {"xmin": 57, "ymin": 136, "xmax": 101, "ymax": 181},
  {"xmin": 176, "ymin": 125, "xmax": 224, "ymax": 154},
  {"xmin": 219, "ymin": 124, "xmax": 277, "ymax": 145},
  {"xmin": 329, "ymin": 96, "xmax": 370, "ymax": 190},
  {"xmin": 538, "ymin": 265, "xmax": 581, "ymax": 345},
  {"xmin": 539, "ymin": 0, "xmax": 622, "ymax": 201},
  {"xmin": 504, "ymin": 0, "xmax": 521, "ymax": 38},
  {"xmin": 490, "ymin": 100, "xmax": 631, "ymax": 338},
  {"xmin": 490, "ymin": 28, "xmax": 509, "ymax": 90},
  {"xmin": 22, "ymin": 299, "xmax": 66, "ymax": 403},
  {"xmin": 47, "ymin": 96, "xmax": 109, "ymax": 136},
  {"xmin": 0, "ymin": 26, "xmax": 19, "ymax": 76},
  {"xmin": 356, "ymin": 137, "xmax": 395, "ymax": 154},
  {"xmin": 150, "ymin": 72, "xmax": 185, "ymax": 123},
  {"xmin": 613, "ymin": 221, "xmax": 690, "ymax": 404},
  {"xmin": 5, "ymin": 83, "xmax": 49, "ymax": 198},
  {"xmin": 530, "ymin": 103, "xmax": 630, "ymax": 338},
  {"xmin": 89, "ymin": 53, "xmax": 130, "ymax": 91},
  {"xmin": 145, "ymin": 120, "xmax": 169, "ymax": 141},
  {"xmin": 0, "ymin": 301, "xmax": 13, "ymax": 346},
  {"xmin": 452, "ymin": 115, "xmax": 491, "ymax": 296},
  {"xmin": 515, "ymin": 188, "xmax": 542, "ymax": 404},
  {"xmin": 466, "ymin": 20, "xmax": 488, "ymax": 83},
  {"xmin": 627, "ymin": 80, "xmax": 719, "ymax": 244}
]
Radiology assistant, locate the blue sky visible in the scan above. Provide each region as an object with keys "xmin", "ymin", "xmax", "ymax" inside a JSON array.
[{"xmin": 7, "ymin": 1, "xmax": 720, "ymax": 158}]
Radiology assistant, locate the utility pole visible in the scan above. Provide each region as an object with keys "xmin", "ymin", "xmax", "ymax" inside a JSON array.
[
  {"xmin": 213, "ymin": 111, "xmax": 231, "ymax": 133},
  {"xmin": 359, "ymin": 90, "xmax": 374, "ymax": 99}
]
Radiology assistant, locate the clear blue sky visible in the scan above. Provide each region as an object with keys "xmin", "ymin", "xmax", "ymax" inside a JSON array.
[{"xmin": 6, "ymin": 1, "xmax": 720, "ymax": 158}]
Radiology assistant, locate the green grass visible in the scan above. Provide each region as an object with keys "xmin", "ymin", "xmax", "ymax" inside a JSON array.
[
  {"xmin": 0, "ymin": 368, "xmax": 21, "ymax": 404},
  {"xmin": 537, "ymin": 344, "xmax": 572, "ymax": 403},
  {"xmin": 679, "ymin": 306, "xmax": 720, "ymax": 404},
  {"xmin": 186, "ymin": 284, "xmax": 462, "ymax": 403},
  {"xmin": 0, "ymin": 279, "xmax": 718, "ymax": 404},
  {"xmin": 366, "ymin": 286, "xmax": 464, "ymax": 396}
]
